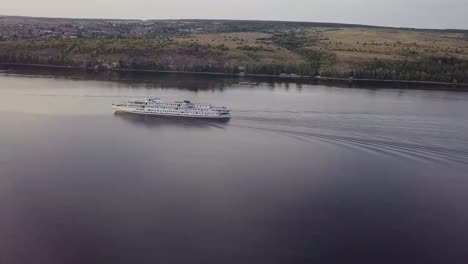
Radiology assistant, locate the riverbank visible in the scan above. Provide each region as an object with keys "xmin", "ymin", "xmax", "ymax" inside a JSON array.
[
  {"xmin": 3, "ymin": 63, "xmax": 468, "ymax": 91},
  {"xmin": 1, "ymin": 25, "xmax": 468, "ymax": 85}
]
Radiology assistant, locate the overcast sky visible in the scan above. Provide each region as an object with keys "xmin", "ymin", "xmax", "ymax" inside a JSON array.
[{"xmin": 1, "ymin": 0, "xmax": 467, "ymax": 29}]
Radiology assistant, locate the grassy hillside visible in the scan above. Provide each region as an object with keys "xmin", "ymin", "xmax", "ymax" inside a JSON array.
[{"xmin": 1, "ymin": 18, "xmax": 468, "ymax": 83}]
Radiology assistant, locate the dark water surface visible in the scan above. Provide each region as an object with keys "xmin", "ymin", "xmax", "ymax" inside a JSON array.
[{"xmin": 1, "ymin": 69, "xmax": 468, "ymax": 263}]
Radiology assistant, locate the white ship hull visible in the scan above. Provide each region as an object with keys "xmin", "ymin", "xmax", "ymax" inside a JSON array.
[
  {"xmin": 112, "ymin": 98, "xmax": 231, "ymax": 119},
  {"xmin": 113, "ymin": 106, "xmax": 230, "ymax": 119}
]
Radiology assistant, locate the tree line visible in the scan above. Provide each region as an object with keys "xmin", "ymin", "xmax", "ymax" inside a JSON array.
[
  {"xmin": 351, "ymin": 57, "xmax": 468, "ymax": 83},
  {"xmin": 0, "ymin": 39, "xmax": 467, "ymax": 83}
]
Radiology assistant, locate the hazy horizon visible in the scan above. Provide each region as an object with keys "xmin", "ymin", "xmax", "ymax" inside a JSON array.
[{"xmin": 1, "ymin": 0, "xmax": 468, "ymax": 30}]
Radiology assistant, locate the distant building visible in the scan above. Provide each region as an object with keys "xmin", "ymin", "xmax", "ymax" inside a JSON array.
[{"xmin": 238, "ymin": 66, "xmax": 246, "ymax": 76}]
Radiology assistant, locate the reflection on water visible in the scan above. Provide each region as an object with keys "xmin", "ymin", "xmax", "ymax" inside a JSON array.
[
  {"xmin": 1, "ymin": 69, "xmax": 468, "ymax": 264},
  {"xmin": 0, "ymin": 65, "xmax": 316, "ymax": 92},
  {"xmin": 114, "ymin": 112, "xmax": 231, "ymax": 129}
]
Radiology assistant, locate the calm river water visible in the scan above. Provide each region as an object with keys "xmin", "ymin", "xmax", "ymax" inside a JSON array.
[{"xmin": 1, "ymin": 69, "xmax": 468, "ymax": 263}]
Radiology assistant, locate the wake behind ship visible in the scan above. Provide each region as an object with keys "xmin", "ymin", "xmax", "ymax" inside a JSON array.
[{"xmin": 112, "ymin": 97, "xmax": 231, "ymax": 119}]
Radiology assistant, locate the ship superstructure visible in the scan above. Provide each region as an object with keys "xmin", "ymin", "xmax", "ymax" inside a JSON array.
[{"xmin": 112, "ymin": 97, "xmax": 231, "ymax": 119}]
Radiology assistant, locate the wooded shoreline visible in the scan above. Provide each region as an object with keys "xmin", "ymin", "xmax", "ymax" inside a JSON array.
[{"xmin": 1, "ymin": 63, "xmax": 468, "ymax": 90}]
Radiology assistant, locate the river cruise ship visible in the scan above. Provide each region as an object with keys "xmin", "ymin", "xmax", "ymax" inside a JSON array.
[{"xmin": 112, "ymin": 97, "xmax": 231, "ymax": 119}]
